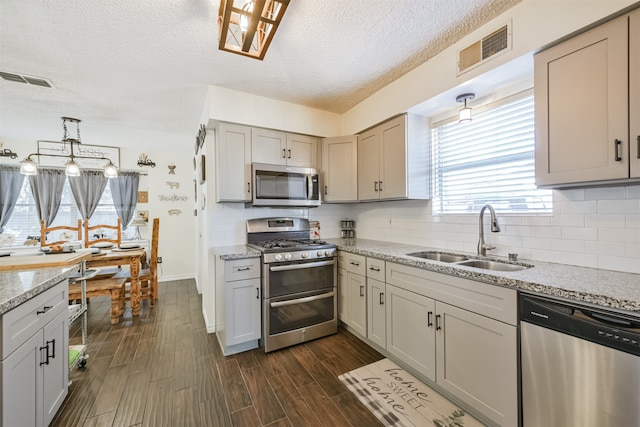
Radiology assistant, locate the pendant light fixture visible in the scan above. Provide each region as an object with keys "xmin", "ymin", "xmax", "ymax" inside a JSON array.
[
  {"xmin": 456, "ymin": 93, "xmax": 475, "ymax": 123},
  {"xmin": 19, "ymin": 117, "xmax": 119, "ymax": 178},
  {"xmin": 218, "ymin": 0, "xmax": 290, "ymax": 60}
]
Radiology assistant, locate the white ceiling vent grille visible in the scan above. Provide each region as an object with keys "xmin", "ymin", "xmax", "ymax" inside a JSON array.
[
  {"xmin": 457, "ymin": 23, "xmax": 511, "ymax": 76},
  {"xmin": 0, "ymin": 71, "xmax": 53, "ymax": 88}
]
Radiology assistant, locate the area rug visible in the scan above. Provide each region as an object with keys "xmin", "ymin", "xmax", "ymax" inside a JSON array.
[{"xmin": 338, "ymin": 358, "xmax": 484, "ymax": 427}]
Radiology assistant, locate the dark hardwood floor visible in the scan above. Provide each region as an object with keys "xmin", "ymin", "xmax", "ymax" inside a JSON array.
[{"xmin": 53, "ymin": 279, "xmax": 384, "ymax": 427}]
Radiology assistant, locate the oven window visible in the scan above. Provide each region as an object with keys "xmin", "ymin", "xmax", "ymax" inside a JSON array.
[
  {"xmin": 268, "ymin": 261, "xmax": 334, "ymax": 297},
  {"xmin": 269, "ymin": 290, "xmax": 335, "ymax": 335}
]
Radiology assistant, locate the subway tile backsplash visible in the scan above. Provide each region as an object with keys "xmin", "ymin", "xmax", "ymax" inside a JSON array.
[{"xmin": 210, "ymin": 184, "xmax": 640, "ymax": 274}]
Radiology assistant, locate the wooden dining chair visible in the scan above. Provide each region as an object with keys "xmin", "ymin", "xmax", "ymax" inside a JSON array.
[
  {"xmin": 84, "ymin": 218, "xmax": 122, "ymax": 248},
  {"xmin": 40, "ymin": 219, "xmax": 82, "ymax": 248},
  {"xmin": 114, "ymin": 217, "xmax": 160, "ymax": 306}
]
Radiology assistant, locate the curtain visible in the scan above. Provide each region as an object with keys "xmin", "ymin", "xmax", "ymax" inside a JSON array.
[
  {"xmin": 29, "ymin": 168, "xmax": 67, "ymax": 227},
  {"xmin": 69, "ymin": 170, "xmax": 107, "ymax": 220},
  {"xmin": 0, "ymin": 166, "xmax": 25, "ymax": 233},
  {"xmin": 110, "ymin": 172, "xmax": 139, "ymax": 230}
]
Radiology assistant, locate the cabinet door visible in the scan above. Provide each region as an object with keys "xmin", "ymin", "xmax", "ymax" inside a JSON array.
[
  {"xmin": 346, "ymin": 272, "xmax": 367, "ymax": 336},
  {"xmin": 535, "ymin": 16, "xmax": 629, "ymax": 186},
  {"xmin": 337, "ymin": 268, "xmax": 348, "ymax": 322},
  {"xmin": 2, "ymin": 331, "xmax": 43, "ymax": 427},
  {"xmin": 43, "ymin": 310, "xmax": 69, "ymax": 427},
  {"xmin": 252, "ymin": 128, "xmax": 287, "ymax": 165},
  {"xmin": 321, "ymin": 136, "xmax": 358, "ymax": 202},
  {"xmin": 386, "ymin": 284, "xmax": 435, "ymax": 381},
  {"xmin": 436, "ymin": 302, "xmax": 517, "ymax": 427},
  {"xmin": 366, "ymin": 278, "xmax": 386, "ymax": 348},
  {"xmin": 216, "ymin": 123, "xmax": 252, "ymax": 201},
  {"xmin": 357, "ymin": 128, "xmax": 381, "ymax": 200},
  {"xmin": 631, "ymin": 9, "xmax": 640, "ymax": 178},
  {"xmin": 379, "ymin": 115, "xmax": 408, "ymax": 200},
  {"xmin": 286, "ymin": 133, "xmax": 318, "ymax": 168},
  {"xmin": 226, "ymin": 278, "xmax": 261, "ymax": 346}
]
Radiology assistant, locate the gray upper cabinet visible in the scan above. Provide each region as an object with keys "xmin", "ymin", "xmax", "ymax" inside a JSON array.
[
  {"xmin": 357, "ymin": 114, "xmax": 430, "ymax": 201},
  {"xmin": 535, "ymin": 9, "xmax": 640, "ymax": 187},
  {"xmin": 215, "ymin": 122, "xmax": 252, "ymax": 202},
  {"xmin": 252, "ymin": 127, "xmax": 318, "ymax": 168},
  {"xmin": 321, "ymin": 135, "xmax": 358, "ymax": 202}
]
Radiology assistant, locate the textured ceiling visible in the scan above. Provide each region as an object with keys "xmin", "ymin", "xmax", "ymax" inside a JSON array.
[{"xmin": 0, "ymin": 0, "xmax": 521, "ymax": 151}]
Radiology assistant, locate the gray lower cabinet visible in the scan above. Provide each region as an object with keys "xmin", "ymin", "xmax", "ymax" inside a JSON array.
[
  {"xmin": 385, "ymin": 262, "xmax": 518, "ymax": 427},
  {"xmin": 366, "ymin": 278, "xmax": 386, "ymax": 348},
  {"xmin": 215, "ymin": 257, "xmax": 261, "ymax": 355},
  {"xmin": 1, "ymin": 280, "xmax": 69, "ymax": 427},
  {"xmin": 337, "ymin": 252, "xmax": 367, "ymax": 337}
]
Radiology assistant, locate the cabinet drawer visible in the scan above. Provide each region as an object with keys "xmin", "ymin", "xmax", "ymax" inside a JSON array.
[
  {"xmin": 338, "ymin": 252, "xmax": 366, "ymax": 276},
  {"xmin": 1, "ymin": 280, "xmax": 68, "ymax": 359},
  {"xmin": 224, "ymin": 258, "xmax": 261, "ymax": 281},
  {"xmin": 366, "ymin": 257, "xmax": 385, "ymax": 281},
  {"xmin": 386, "ymin": 262, "xmax": 517, "ymax": 325}
]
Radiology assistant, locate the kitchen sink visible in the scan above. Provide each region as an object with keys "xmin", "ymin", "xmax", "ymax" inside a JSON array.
[
  {"xmin": 406, "ymin": 251, "xmax": 469, "ymax": 263},
  {"xmin": 456, "ymin": 259, "xmax": 531, "ymax": 272}
]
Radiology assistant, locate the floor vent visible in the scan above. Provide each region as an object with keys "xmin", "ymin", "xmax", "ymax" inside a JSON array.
[
  {"xmin": 0, "ymin": 71, "xmax": 53, "ymax": 88},
  {"xmin": 457, "ymin": 23, "xmax": 511, "ymax": 75}
]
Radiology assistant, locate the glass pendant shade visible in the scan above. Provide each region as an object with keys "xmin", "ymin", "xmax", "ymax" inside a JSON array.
[
  {"xmin": 20, "ymin": 157, "xmax": 38, "ymax": 175},
  {"xmin": 459, "ymin": 106, "xmax": 472, "ymax": 123},
  {"xmin": 103, "ymin": 161, "xmax": 119, "ymax": 178},
  {"xmin": 65, "ymin": 159, "xmax": 81, "ymax": 177}
]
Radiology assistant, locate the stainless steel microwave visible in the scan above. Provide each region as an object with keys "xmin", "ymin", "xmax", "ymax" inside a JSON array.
[{"xmin": 252, "ymin": 163, "xmax": 321, "ymax": 207}]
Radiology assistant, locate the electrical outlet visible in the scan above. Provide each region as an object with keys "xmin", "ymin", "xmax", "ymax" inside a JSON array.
[{"xmin": 157, "ymin": 256, "xmax": 162, "ymax": 264}]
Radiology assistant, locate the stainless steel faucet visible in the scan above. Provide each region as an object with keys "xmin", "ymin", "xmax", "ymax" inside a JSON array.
[{"xmin": 478, "ymin": 204, "xmax": 500, "ymax": 256}]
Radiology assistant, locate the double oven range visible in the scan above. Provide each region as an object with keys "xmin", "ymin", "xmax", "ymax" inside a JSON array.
[{"xmin": 247, "ymin": 217, "xmax": 337, "ymax": 352}]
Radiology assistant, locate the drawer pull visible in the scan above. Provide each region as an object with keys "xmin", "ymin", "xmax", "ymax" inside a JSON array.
[
  {"xmin": 428, "ymin": 311, "xmax": 433, "ymax": 327},
  {"xmin": 379, "ymin": 292, "xmax": 384, "ymax": 305},
  {"xmin": 435, "ymin": 314, "xmax": 442, "ymax": 331},
  {"xmin": 39, "ymin": 345, "xmax": 49, "ymax": 366},
  {"xmin": 47, "ymin": 339, "xmax": 56, "ymax": 359},
  {"xmin": 350, "ymin": 261, "xmax": 360, "ymax": 266},
  {"xmin": 256, "ymin": 288, "xmax": 260, "ymax": 299},
  {"xmin": 36, "ymin": 305, "xmax": 53, "ymax": 315},
  {"xmin": 369, "ymin": 266, "xmax": 380, "ymax": 272},
  {"xmin": 236, "ymin": 267, "xmax": 251, "ymax": 272},
  {"xmin": 360, "ymin": 285, "xmax": 364, "ymax": 297},
  {"xmin": 282, "ymin": 148, "xmax": 286, "ymax": 158}
]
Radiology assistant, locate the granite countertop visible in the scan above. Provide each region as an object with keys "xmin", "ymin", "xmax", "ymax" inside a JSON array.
[
  {"xmin": 328, "ymin": 238, "xmax": 640, "ymax": 314},
  {"xmin": 0, "ymin": 267, "xmax": 76, "ymax": 315},
  {"xmin": 211, "ymin": 245, "xmax": 261, "ymax": 260},
  {"xmin": 209, "ymin": 239, "xmax": 640, "ymax": 314}
]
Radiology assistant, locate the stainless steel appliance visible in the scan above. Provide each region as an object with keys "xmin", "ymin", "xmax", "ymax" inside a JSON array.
[
  {"xmin": 520, "ymin": 293, "xmax": 640, "ymax": 427},
  {"xmin": 247, "ymin": 217, "xmax": 337, "ymax": 352},
  {"xmin": 252, "ymin": 163, "xmax": 321, "ymax": 207}
]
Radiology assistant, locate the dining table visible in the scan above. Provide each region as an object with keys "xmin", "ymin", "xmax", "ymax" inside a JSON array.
[{"xmin": 86, "ymin": 247, "xmax": 146, "ymax": 316}]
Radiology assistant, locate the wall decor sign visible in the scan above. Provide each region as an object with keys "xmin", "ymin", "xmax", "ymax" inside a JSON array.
[
  {"xmin": 158, "ymin": 194, "xmax": 188, "ymax": 202},
  {"xmin": 166, "ymin": 181, "xmax": 180, "ymax": 189},
  {"xmin": 195, "ymin": 124, "xmax": 206, "ymax": 154},
  {"xmin": 37, "ymin": 141, "xmax": 120, "ymax": 168},
  {"xmin": 168, "ymin": 164, "xmax": 176, "ymax": 174},
  {"xmin": 138, "ymin": 191, "xmax": 149, "ymax": 203}
]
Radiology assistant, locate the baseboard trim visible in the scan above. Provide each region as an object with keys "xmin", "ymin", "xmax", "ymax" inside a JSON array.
[{"xmin": 158, "ymin": 273, "xmax": 195, "ymax": 283}]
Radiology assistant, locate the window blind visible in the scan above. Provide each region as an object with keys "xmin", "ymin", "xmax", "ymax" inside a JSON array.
[{"xmin": 432, "ymin": 92, "xmax": 552, "ymax": 215}]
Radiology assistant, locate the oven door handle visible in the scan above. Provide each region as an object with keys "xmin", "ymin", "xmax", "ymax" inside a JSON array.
[
  {"xmin": 269, "ymin": 260, "xmax": 335, "ymax": 272},
  {"xmin": 270, "ymin": 291, "xmax": 335, "ymax": 308}
]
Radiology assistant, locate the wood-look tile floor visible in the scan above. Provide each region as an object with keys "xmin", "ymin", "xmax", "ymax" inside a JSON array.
[{"xmin": 53, "ymin": 279, "xmax": 384, "ymax": 427}]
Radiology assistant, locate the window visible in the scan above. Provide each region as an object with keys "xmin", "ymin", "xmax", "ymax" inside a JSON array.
[
  {"xmin": 3, "ymin": 179, "xmax": 119, "ymax": 244},
  {"xmin": 432, "ymin": 91, "xmax": 552, "ymax": 215}
]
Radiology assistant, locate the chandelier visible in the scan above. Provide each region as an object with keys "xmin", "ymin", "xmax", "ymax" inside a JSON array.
[
  {"xmin": 218, "ymin": 0, "xmax": 289, "ymax": 60},
  {"xmin": 19, "ymin": 117, "xmax": 119, "ymax": 178}
]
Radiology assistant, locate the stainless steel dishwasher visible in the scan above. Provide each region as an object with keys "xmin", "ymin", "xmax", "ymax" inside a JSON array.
[{"xmin": 520, "ymin": 293, "xmax": 640, "ymax": 427}]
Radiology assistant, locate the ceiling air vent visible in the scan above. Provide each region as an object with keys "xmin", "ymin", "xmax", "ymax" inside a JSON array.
[
  {"xmin": 457, "ymin": 23, "xmax": 511, "ymax": 75},
  {"xmin": 0, "ymin": 71, "xmax": 53, "ymax": 88}
]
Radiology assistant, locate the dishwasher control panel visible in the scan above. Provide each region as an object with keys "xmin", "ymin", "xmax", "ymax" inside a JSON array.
[{"xmin": 521, "ymin": 294, "xmax": 640, "ymax": 357}]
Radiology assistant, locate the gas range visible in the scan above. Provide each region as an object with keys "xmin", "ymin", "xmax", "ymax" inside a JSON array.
[{"xmin": 246, "ymin": 217, "xmax": 336, "ymax": 263}]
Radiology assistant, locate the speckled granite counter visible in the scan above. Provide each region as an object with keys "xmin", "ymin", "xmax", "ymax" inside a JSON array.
[
  {"xmin": 327, "ymin": 238, "xmax": 640, "ymax": 314},
  {"xmin": 0, "ymin": 267, "xmax": 75, "ymax": 315},
  {"xmin": 211, "ymin": 245, "xmax": 261, "ymax": 260}
]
